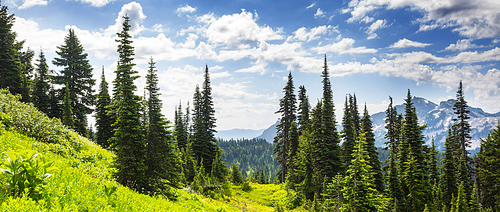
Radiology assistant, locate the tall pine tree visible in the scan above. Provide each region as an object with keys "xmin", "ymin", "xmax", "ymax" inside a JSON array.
[
  {"xmin": 109, "ymin": 16, "xmax": 146, "ymax": 190},
  {"xmin": 360, "ymin": 104, "xmax": 384, "ymax": 193},
  {"xmin": 342, "ymin": 95, "xmax": 356, "ymax": 170},
  {"xmin": 95, "ymin": 67, "xmax": 113, "ymax": 148},
  {"xmin": 477, "ymin": 122, "xmax": 500, "ymax": 211},
  {"xmin": 32, "ymin": 50, "xmax": 51, "ymax": 115},
  {"xmin": 0, "ymin": 3, "xmax": 22, "ymax": 95},
  {"xmin": 175, "ymin": 103, "xmax": 188, "ymax": 150},
  {"xmin": 297, "ymin": 85, "xmax": 310, "ymax": 134},
  {"xmin": 52, "ymin": 28, "xmax": 95, "ymax": 135},
  {"xmin": 274, "ymin": 71, "xmax": 296, "ymax": 182}
]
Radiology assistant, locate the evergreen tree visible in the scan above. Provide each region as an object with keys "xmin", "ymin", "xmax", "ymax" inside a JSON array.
[
  {"xmin": 452, "ymin": 81, "xmax": 472, "ymax": 201},
  {"xmin": 47, "ymin": 85, "xmax": 61, "ymax": 119},
  {"xmin": 109, "ymin": 16, "xmax": 146, "ymax": 190},
  {"xmin": 52, "ymin": 28, "xmax": 95, "ymax": 135},
  {"xmin": 398, "ymin": 89, "xmax": 429, "ymax": 210},
  {"xmin": 297, "ymin": 85, "xmax": 310, "ymax": 133},
  {"xmin": 286, "ymin": 121, "xmax": 300, "ymax": 188},
  {"xmin": 350, "ymin": 94, "xmax": 361, "ymax": 136},
  {"xmin": 18, "ymin": 47, "xmax": 34, "ymax": 103},
  {"xmin": 429, "ymin": 138, "xmax": 439, "ymax": 185},
  {"xmin": 477, "ymin": 122, "xmax": 500, "ymax": 210},
  {"xmin": 360, "ymin": 104, "xmax": 384, "ymax": 193},
  {"xmin": 384, "ymin": 96, "xmax": 404, "ymax": 211},
  {"xmin": 274, "ymin": 71, "xmax": 296, "ymax": 182},
  {"xmin": 443, "ymin": 127, "xmax": 458, "ymax": 209},
  {"xmin": 342, "ymin": 95, "xmax": 356, "ymax": 169},
  {"xmin": 95, "ymin": 67, "xmax": 113, "ymax": 148},
  {"xmin": 311, "ymin": 55, "xmax": 342, "ymax": 196},
  {"xmin": 145, "ymin": 57, "xmax": 182, "ymax": 190},
  {"xmin": 210, "ymin": 147, "xmax": 227, "ymax": 183},
  {"xmin": 181, "ymin": 142, "xmax": 197, "ymax": 183},
  {"xmin": 32, "ymin": 50, "xmax": 51, "ymax": 115},
  {"xmin": 0, "ymin": 3, "xmax": 23, "ymax": 95},
  {"xmin": 175, "ymin": 103, "xmax": 188, "ymax": 150},
  {"xmin": 295, "ymin": 127, "xmax": 315, "ymax": 200},
  {"xmin": 62, "ymin": 84, "xmax": 75, "ymax": 129},
  {"xmin": 342, "ymin": 133, "xmax": 380, "ymax": 212},
  {"xmin": 231, "ymin": 161, "xmax": 244, "ymax": 185}
]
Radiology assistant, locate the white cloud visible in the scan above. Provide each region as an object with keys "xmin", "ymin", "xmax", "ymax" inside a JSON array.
[
  {"xmin": 235, "ymin": 62, "xmax": 268, "ymax": 74},
  {"xmin": 151, "ymin": 23, "xmax": 165, "ymax": 32},
  {"xmin": 444, "ymin": 39, "xmax": 482, "ymax": 51},
  {"xmin": 202, "ymin": 9, "xmax": 283, "ymax": 49},
  {"xmin": 307, "ymin": 3, "xmax": 315, "ymax": 9},
  {"xmin": 389, "ymin": 38, "xmax": 432, "ymax": 48},
  {"xmin": 13, "ymin": 17, "xmax": 66, "ymax": 52},
  {"xmin": 314, "ymin": 8, "xmax": 325, "ymax": 19},
  {"xmin": 176, "ymin": 4, "xmax": 197, "ymax": 17},
  {"xmin": 366, "ymin": 19, "xmax": 387, "ymax": 39},
  {"xmin": 312, "ymin": 38, "xmax": 378, "ymax": 54},
  {"xmin": 345, "ymin": 0, "xmax": 500, "ymax": 39},
  {"xmin": 18, "ymin": 0, "xmax": 47, "ymax": 9},
  {"xmin": 73, "ymin": 0, "xmax": 114, "ymax": 7},
  {"xmin": 105, "ymin": 2, "xmax": 147, "ymax": 37},
  {"xmin": 289, "ymin": 25, "xmax": 335, "ymax": 42}
]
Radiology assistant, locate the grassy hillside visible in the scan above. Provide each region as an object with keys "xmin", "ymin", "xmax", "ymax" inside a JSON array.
[{"xmin": 0, "ymin": 90, "xmax": 304, "ymax": 211}]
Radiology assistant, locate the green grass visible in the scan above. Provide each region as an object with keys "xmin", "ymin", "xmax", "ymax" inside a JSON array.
[{"xmin": 0, "ymin": 90, "xmax": 300, "ymax": 211}]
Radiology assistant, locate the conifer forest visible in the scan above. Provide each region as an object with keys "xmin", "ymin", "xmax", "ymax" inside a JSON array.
[{"xmin": 1, "ymin": 2, "xmax": 500, "ymax": 211}]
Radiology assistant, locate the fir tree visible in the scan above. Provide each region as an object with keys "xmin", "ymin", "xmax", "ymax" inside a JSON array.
[
  {"xmin": 429, "ymin": 138, "xmax": 439, "ymax": 185},
  {"xmin": 274, "ymin": 71, "xmax": 296, "ymax": 182},
  {"xmin": 360, "ymin": 104, "xmax": 384, "ymax": 193},
  {"xmin": 384, "ymin": 96, "xmax": 399, "ymax": 152},
  {"xmin": 295, "ymin": 127, "xmax": 314, "ymax": 200},
  {"xmin": 384, "ymin": 96, "xmax": 404, "ymax": 211},
  {"xmin": 175, "ymin": 103, "xmax": 188, "ymax": 150},
  {"xmin": 62, "ymin": 84, "xmax": 75, "ymax": 129},
  {"xmin": 109, "ymin": 15, "xmax": 146, "ymax": 190},
  {"xmin": 452, "ymin": 81, "xmax": 472, "ymax": 201},
  {"xmin": 18, "ymin": 47, "xmax": 34, "ymax": 103},
  {"xmin": 47, "ymin": 85, "xmax": 61, "ymax": 119},
  {"xmin": 477, "ymin": 122, "xmax": 500, "ymax": 210},
  {"xmin": 443, "ymin": 127, "xmax": 458, "ymax": 209},
  {"xmin": 286, "ymin": 121, "xmax": 300, "ymax": 188},
  {"xmin": 350, "ymin": 94, "xmax": 361, "ymax": 136},
  {"xmin": 342, "ymin": 95, "xmax": 356, "ymax": 170},
  {"xmin": 0, "ymin": 3, "xmax": 23, "ymax": 95},
  {"xmin": 52, "ymin": 28, "xmax": 95, "ymax": 135},
  {"xmin": 145, "ymin": 57, "xmax": 182, "ymax": 190},
  {"xmin": 297, "ymin": 85, "xmax": 310, "ymax": 133},
  {"xmin": 231, "ymin": 161, "xmax": 244, "ymax": 185},
  {"xmin": 32, "ymin": 50, "xmax": 51, "ymax": 115},
  {"xmin": 95, "ymin": 67, "xmax": 113, "ymax": 148},
  {"xmin": 181, "ymin": 142, "xmax": 197, "ymax": 183},
  {"xmin": 342, "ymin": 133, "xmax": 380, "ymax": 212}
]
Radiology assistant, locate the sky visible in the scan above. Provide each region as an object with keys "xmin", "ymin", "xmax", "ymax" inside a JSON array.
[{"xmin": 5, "ymin": 0, "xmax": 500, "ymax": 131}]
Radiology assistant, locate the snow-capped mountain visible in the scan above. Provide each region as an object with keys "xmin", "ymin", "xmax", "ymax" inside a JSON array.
[{"xmin": 372, "ymin": 97, "xmax": 500, "ymax": 150}]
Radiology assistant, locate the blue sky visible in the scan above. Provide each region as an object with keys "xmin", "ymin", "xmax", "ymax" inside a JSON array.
[{"xmin": 6, "ymin": 0, "xmax": 500, "ymax": 130}]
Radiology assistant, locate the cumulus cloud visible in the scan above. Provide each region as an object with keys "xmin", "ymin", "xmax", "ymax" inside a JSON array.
[
  {"xmin": 312, "ymin": 38, "xmax": 378, "ymax": 54},
  {"xmin": 105, "ymin": 1, "xmax": 147, "ymax": 37},
  {"xmin": 12, "ymin": 17, "xmax": 66, "ymax": 52},
  {"xmin": 289, "ymin": 25, "xmax": 337, "ymax": 42},
  {"xmin": 19, "ymin": 0, "xmax": 47, "ymax": 9},
  {"xmin": 202, "ymin": 9, "xmax": 283, "ymax": 49},
  {"xmin": 389, "ymin": 38, "xmax": 432, "ymax": 48},
  {"xmin": 314, "ymin": 8, "xmax": 325, "ymax": 19},
  {"xmin": 366, "ymin": 19, "xmax": 387, "ymax": 39},
  {"xmin": 151, "ymin": 23, "xmax": 165, "ymax": 32},
  {"xmin": 444, "ymin": 39, "xmax": 483, "ymax": 51},
  {"xmin": 344, "ymin": 0, "xmax": 500, "ymax": 39},
  {"xmin": 176, "ymin": 4, "xmax": 196, "ymax": 17}
]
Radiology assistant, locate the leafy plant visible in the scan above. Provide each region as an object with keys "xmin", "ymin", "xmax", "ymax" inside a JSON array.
[{"xmin": 0, "ymin": 149, "xmax": 57, "ymax": 199}]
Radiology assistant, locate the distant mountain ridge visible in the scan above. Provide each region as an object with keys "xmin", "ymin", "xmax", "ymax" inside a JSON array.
[{"xmin": 218, "ymin": 97, "xmax": 500, "ymax": 149}]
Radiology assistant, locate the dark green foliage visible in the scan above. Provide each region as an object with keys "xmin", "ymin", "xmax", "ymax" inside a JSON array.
[
  {"xmin": 429, "ymin": 138, "xmax": 439, "ymax": 185},
  {"xmin": 219, "ymin": 138, "xmax": 277, "ymax": 183},
  {"xmin": 175, "ymin": 103, "xmax": 188, "ymax": 150},
  {"xmin": 210, "ymin": 147, "xmax": 227, "ymax": 183},
  {"xmin": 310, "ymin": 56, "xmax": 342, "ymax": 196},
  {"xmin": 62, "ymin": 84, "xmax": 74, "ymax": 129},
  {"xmin": 144, "ymin": 57, "xmax": 182, "ymax": 190},
  {"xmin": 95, "ymin": 68, "xmax": 113, "ymax": 148},
  {"xmin": 297, "ymin": 85, "xmax": 310, "ymax": 133},
  {"xmin": 191, "ymin": 66, "xmax": 219, "ymax": 174},
  {"xmin": 384, "ymin": 96, "xmax": 399, "ymax": 152},
  {"xmin": 342, "ymin": 96, "xmax": 356, "ymax": 169},
  {"xmin": 18, "ymin": 47, "xmax": 34, "ymax": 103},
  {"xmin": 295, "ymin": 128, "xmax": 314, "ymax": 199},
  {"xmin": 443, "ymin": 127, "xmax": 458, "ymax": 209},
  {"xmin": 32, "ymin": 50, "xmax": 51, "ymax": 115},
  {"xmin": 274, "ymin": 71, "xmax": 297, "ymax": 182},
  {"xmin": 384, "ymin": 96, "xmax": 404, "ymax": 211},
  {"xmin": 181, "ymin": 142, "xmax": 197, "ymax": 183},
  {"xmin": 452, "ymin": 81, "xmax": 473, "ymax": 202},
  {"xmin": 398, "ymin": 89, "xmax": 429, "ymax": 210},
  {"xmin": 0, "ymin": 3, "xmax": 23, "ymax": 95},
  {"xmin": 286, "ymin": 121, "xmax": 300, "ymax": 188},
  {"xmin": 477, "ymin": 122, "xmax": 500, "ymax": 210},
  {"xmin": 231, "ymin": 161, "xmax": 243, "ymax": 185},
  {"xmin": 47, "ymin": 85, "xmax": 61, "ymax": 119},
  {"xmin": 52, "ymin": 28, "xmax": 95, "ymax": 136},
  {"xmin": 109, "ymin": 16, "xmax": 146, "ymax": 191},
  {"xmin": 350, "ymin": 94, "xmax": 361, "ymax": 136},
  {"xmin": 360, "ymin": 104, "xmax": 384, "ymax": 193}
]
